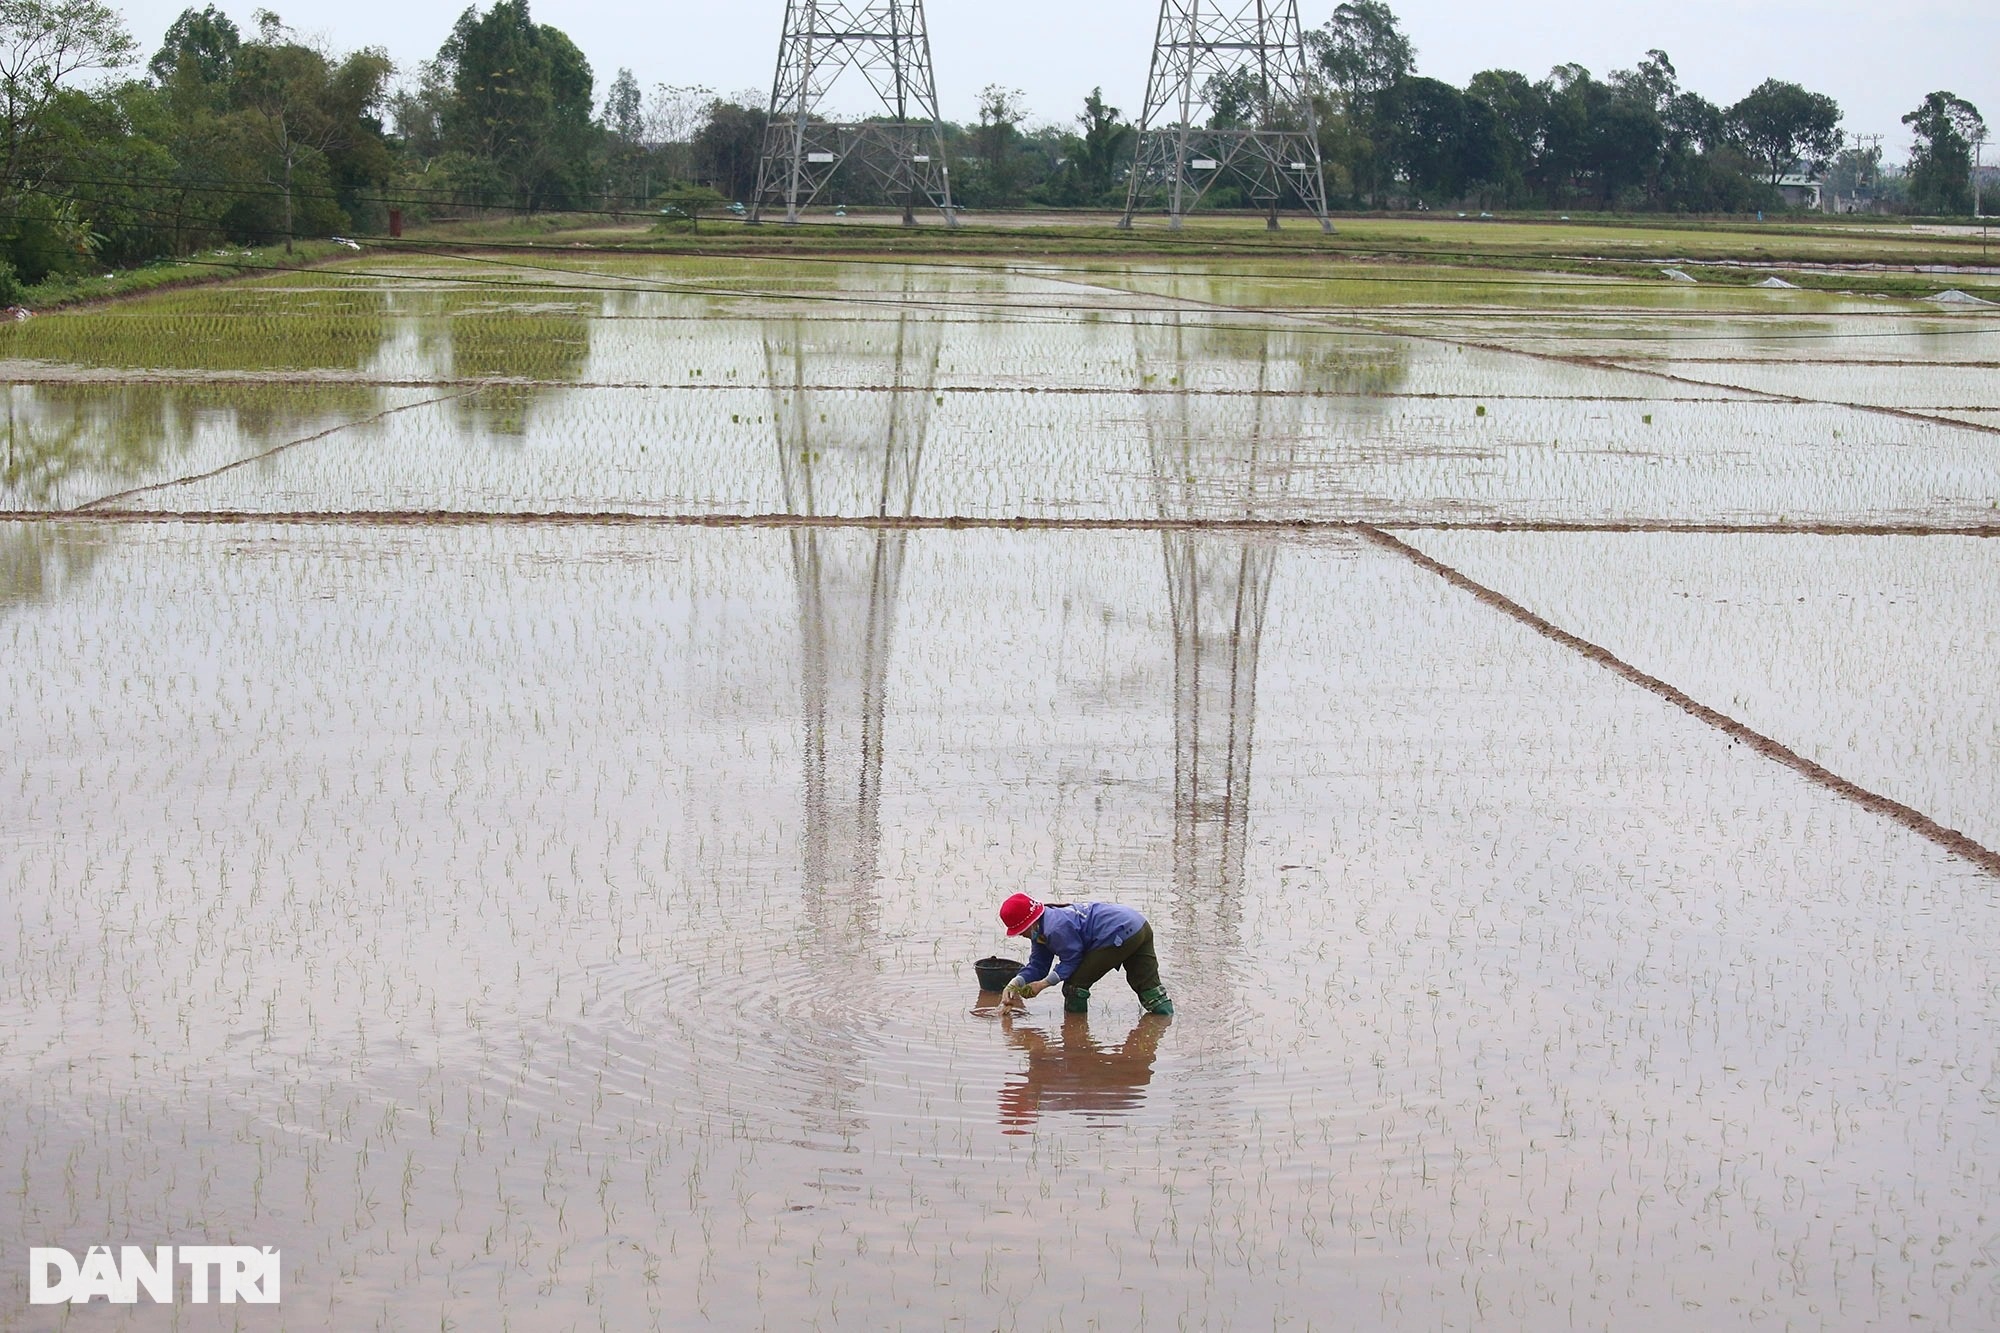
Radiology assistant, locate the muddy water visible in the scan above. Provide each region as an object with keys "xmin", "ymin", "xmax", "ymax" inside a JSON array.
[
  {"xmin": 3, "ymin": 259, "xmax": 2000, "ymax": 1329},
  {"xmin": 1, "ymin": 523, "xmax": 1996, "ymax": 1329},
  {"xmin": 1402, "ymin": 531, "xmax": 2000, "ymax": 849},
  {"xmin": 0, "ymin": 383, "xmax": 382, "ymax": 512},
  {"xmin": 4, "ymin": 268, "xmax": 1986, "ymax": 527},
  {"xmin": 1611, "ymin": 359, "xmax": 2000, "ymax": 413}
]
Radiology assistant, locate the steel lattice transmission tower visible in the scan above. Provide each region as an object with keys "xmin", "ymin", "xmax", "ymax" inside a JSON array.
[
  {"xmin": 752, "ymin": 1, "xmax": 957, "ymax": 226},
  {"xmin": 1120, "ymin": 0, "xmax": 1332, "ymax": 232}
]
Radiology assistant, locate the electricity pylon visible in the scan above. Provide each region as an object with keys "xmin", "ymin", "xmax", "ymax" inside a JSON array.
[
  {"xmin": 752, "ymin": 0, "xmax": 958, "ymax": 226},
  {"xmin": 1120, "ymin": 0, "xmax": 1333, "ymax": 232}
]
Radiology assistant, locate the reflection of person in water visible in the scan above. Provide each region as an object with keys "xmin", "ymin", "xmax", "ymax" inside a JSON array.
[
  {"xmin": 996, "ymin": 894, "xmax": 1175, "ymax": 1016},
  {"xmin": 996, "ymin": 1011, "xmax": 1171, "ymax": 1131}
]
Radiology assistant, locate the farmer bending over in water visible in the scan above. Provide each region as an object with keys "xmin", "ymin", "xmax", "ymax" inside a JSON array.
[{"xmin": 997, "ymin": 894, "xmax": 1174, "ymax": 1016}]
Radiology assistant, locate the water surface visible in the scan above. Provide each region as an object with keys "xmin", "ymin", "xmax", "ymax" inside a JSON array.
[{"xmin": 2, "ymin": 256, "xmax": 1998, "ymax": 1330}]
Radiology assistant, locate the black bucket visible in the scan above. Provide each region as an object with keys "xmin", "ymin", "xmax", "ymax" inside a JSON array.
[{"xmin": 974, "ymin": 956, "xmax": 1022, "ymax": 992}]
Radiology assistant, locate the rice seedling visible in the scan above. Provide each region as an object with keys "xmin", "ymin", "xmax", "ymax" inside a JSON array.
[{"xmin": 1, "ymin": 253, "xmax": 1996, "ymax": 1327}]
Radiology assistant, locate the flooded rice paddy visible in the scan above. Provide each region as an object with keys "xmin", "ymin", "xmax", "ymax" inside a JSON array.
[{"xmin": 2, "ymin": 254, "xmax": 1999, "ymax": 1329}]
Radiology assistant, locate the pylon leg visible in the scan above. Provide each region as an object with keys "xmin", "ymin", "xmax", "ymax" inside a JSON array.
[
  {"xmin": 1122, "ymin": 0, "xmax": 1333, "ymax": 232},
  {"xmin": 753, "ymin": 2, "xmax": 958, "ymax": 225}
]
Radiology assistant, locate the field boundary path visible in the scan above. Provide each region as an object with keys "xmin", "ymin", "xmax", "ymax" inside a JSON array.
[
  {"xmin": 3, "ymin": 500, "xmax": 1994, "ymax": 877},
  {"xmin": 68, "ymin": 388, "xmax": 487, "ymax": 512},
  {"xmin": 6, "ymin": 511, "xmax": 2000, "ymax": 537},
  {"xmin": 1363, "ymin": 524, "xmax": 2000, "ymax": 879},
  {"xmin": 1035, "ymin": 263, "xmax": 2000, "ymax": 439},
  {"xmin": 5, "ymin": 254, "xmax": 1995, "ymax": 879}
]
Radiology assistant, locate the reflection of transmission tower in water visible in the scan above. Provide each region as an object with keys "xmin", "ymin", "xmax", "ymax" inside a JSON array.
[
  {"xmin": 752, "ymin": 1, "xmax": 958, "ymax": 226},
  {"xmin": 766, "ymin": 309, "xmax": 941, "ymax": 913},
  {"xmin": 1139, "ymin": 316, "xmax": 1310, "ymax": 959},
  {"xmin": 763, "ymin": 308, "xmax": 940, "ymax": 1150},
  {"xmin": 1121, "ymin": 0, "xmax": 1333, "ymax": 232}
]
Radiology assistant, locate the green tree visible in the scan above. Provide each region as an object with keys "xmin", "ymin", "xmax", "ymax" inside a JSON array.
[
  {"xmin": 1609, "ymin": 49, "xmax": 1677, "ymax": 113},
  {"xmin": 1463, "ymin": 69, "xmax": 1542, "ymax": 205},
  {"xmin": 692, "ymin": 98, "xmax": 762, "ymax": 203},
  {"xmin": 1, "ymin": 0, "xmax": 135, "ymax": 194},
  {"xmin": 970, "ymin": 83, "xmax": 1025, "ymax": 206},
  {"xmin": 1590, "ymin": 83, "xmax": 1664, "ymax": 208},
  {"xmin": 1535, "ymin": 64, "xmax": 1596, "ymax": 204},
  {"xmin": 35, "ymin": 78, "xmax": 183, "ymax": 266},
  {"xmin": 1530, "ymin": 62, "xmax": 1667, "ymax": 209},
  {"xmin": 0, "ymin": 0, "xmax": 136, "ymax": 281},
  {"xmin": 642, "ymin": 82, "xmax": 713, "ymax": 184},
  {"xmin": 387, "ymin": 58, "xmax": 448, "ymax": 160},
  {"xmin": 1035, "ymin": 88, "xmax": 1128, "ymax": 207},
  {"xmin": 1610, "ymin": 50, "xmax": 1677, "ymax": 204},
  {"xmin": 1311, "ymin": 0, "xmax": 1412, "ymax": 112},
  {"xmin": 1074, "ymin": 87, "xmax": 1127, "ymax": 201},
  {"xmin": 601, "ymin": 66, "xmax": 647, "ymax": 205},
  {"xmin": 1308, "ymin": 0, "xmax": 1413, "ymax": 204},
  {"xmin": 654, "ymin": 180, "xmax": 723, "ymax": 231},
  {"xmin": 144, "ymin": 7, "xmax": 255, "ymax": 251},
  {"xmin": 603, "ymin": 66, "xmax": 639, "ymax": 142},
  {"xmin": 1205, "ymin": 67, "xmax": 1265, "ymax": 130},
  {"xmin": 435, "ymin": 0, "xmax": 597, "ymax": 211},
  {"xmin": 228, "ymin": 12, "xmax": 392, "ymax": 251},
  {"xmin": 1902, "ymin": 91, "xmax": 1984, "ymax": 215},
  {"xmin": 1657, "ymin": 91, "xmax": 1759, "ymax": 211},
  {"xmin": 148, "ymin": 4, "xmax": 235, "ymax": 86},
  {"xmin": 1383, "ymin": 75, "xmax": 1469, "ymax": 203},
  {"xmin": 1728, "ymin": 79, "xmax": 1842, "ymax": 185}
]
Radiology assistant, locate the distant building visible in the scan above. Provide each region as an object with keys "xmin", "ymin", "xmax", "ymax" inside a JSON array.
[{"xmin": 1775, "ymin": 174, "xmax": 1823, "ymax": 211}]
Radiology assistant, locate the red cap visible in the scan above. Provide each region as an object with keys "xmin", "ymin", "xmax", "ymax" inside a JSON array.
[{"xmin": 999, "ymin": 893, "xmax": 1044, "ymax": 937}]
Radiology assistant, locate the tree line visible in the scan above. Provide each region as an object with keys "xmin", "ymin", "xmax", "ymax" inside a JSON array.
[{"xmin": 1, "ymin": 0, "xmax": 1988, "ymax": 295}]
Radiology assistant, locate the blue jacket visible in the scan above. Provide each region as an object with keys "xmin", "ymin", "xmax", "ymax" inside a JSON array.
[{"xmin": 1017, "ymin": 903, "xmax": 1148, "ymax": 985}]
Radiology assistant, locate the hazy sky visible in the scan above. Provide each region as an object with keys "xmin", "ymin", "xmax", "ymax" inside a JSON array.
[{"xmin": 111, "ymin": 0, "xmax": 1994, "ymax": 164}]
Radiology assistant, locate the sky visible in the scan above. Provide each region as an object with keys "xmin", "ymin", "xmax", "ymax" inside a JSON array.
[{"xmin": 109, "ymin": 0, "xmax": 1995, "ymax": 164}]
